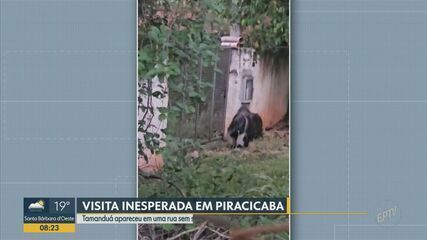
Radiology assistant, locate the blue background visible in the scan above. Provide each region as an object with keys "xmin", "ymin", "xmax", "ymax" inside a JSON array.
[
  {"xmin": 292, "ymin": 0, "xmax": 427, "ymax": 239},
  {"xmin": 0, "ymin": 0, "xmax": 136, "ymax": 239}
]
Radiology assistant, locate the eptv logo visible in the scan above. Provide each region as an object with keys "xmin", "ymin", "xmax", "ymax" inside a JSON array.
[
  {"xmin": 375, "ymin": 200, "xmax": 401, "ymax": 225},
  {"xmin": 377, "ymin": 206, "xmax": 397, "ymax": 223}
]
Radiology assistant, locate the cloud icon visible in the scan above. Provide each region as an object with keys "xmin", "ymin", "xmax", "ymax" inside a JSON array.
[{"xmin": 28, "ymin": 200, "xmax": 45, "ymax": 211}]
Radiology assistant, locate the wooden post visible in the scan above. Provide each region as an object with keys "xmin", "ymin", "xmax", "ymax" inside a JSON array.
[
  {"xmin": 195, "ymin": 56, "xmax": 203, "ymax": 139},
  {"xmin": 209, "ymin": 57, "xmax": 219, "ymax": 140}
]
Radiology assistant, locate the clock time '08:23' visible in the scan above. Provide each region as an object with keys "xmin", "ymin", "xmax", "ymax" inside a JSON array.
[{"xmin": 39, "ymin": 224, "xmax": 59, "ymax": 231}]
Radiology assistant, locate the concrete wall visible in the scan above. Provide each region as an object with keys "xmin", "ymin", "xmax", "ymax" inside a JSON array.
[{"xmin": 224, "ymin": 48, "xmax": 289, "ymax": 132}]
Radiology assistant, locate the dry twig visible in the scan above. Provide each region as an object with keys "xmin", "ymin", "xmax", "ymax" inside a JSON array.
[
  {"xmin": 207, "ymin": 227, "xmax": 230, "ymax": 239},
  {"xmin": 230, "ymin": 222, "xmax": 289, "ymax": 240},
  {"xmin": 192, "ymin": 221, "xmax": 208, "ymax": 240},
  {"xmin": 166, "ymin": 226, "xmax": 201, "ymax": 240}
]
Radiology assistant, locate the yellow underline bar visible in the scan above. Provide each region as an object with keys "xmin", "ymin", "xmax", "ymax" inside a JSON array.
[
  {"xmin": 289, "ymin": 212, "xmax": 368, "ymax": 215},
  {"xmin": 79, "ymin": 211, "xmax": 368, "ymax": 216},
  {"xmin": 194, "ymin": 212, "xmax": 283, "ymax": 215}
]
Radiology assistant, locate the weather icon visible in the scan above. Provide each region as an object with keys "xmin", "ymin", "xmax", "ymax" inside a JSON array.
[{"xmin": 28, "ymin": 200, "xmax": 45, "ymax": 212}]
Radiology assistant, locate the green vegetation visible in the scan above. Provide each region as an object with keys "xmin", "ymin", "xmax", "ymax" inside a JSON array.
[
  {"xmin": 139, "ymin": 134, "xmax": 289, "ymax": 239},
  {"xmin": 138, "ymin": 0, "xmax": 289, "ymax": 238},
  {"xmin": 138, "ymin": 0, "xmax": 221, "ymax": 161},
  {"xmin": 138, "ymin": 0, "xmax": 289, "ymax": 160},
  {"xmin": 220, "ymin": 0, "xmax": 289, "ymax": 53},
  {"xmin": 139, "ymin": 135, "xmax": 288, "ymax": 198}
]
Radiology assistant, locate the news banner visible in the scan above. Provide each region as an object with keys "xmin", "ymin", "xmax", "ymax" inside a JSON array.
[{"xmin": 23, "ymin": 197, "xmax": 290, "ymax": 233}]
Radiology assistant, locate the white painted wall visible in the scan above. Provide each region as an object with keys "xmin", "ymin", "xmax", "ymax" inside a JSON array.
[
  {"xmin": 138, "ymin": 76, "xmax": 168, "ymax": 146},
  {"xmin": 224, "ymin": 48, "xmax": 289, "ymax": 133},
  {"xmin": 138, "ymin": 76, "xmax": 167, "ymax": 172}
]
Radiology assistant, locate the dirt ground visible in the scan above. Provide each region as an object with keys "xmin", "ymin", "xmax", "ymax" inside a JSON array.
[{"xmin": 204, "ymin": 128, "xmax": 289, "ymax": 156}]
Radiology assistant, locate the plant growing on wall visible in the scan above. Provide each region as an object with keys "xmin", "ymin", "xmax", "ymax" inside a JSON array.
[
  {"xmin": 220, "ymin": 0, "xmax": 289, "ymax": 54},
  {"xmin": 138, "ymin": 0, "xmax": 221, "ymax": 163}
]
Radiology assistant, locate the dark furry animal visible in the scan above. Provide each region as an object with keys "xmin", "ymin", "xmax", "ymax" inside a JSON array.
[{"xmin": 227, "ymin": 106, "xmax": 263, "ymax": 147}]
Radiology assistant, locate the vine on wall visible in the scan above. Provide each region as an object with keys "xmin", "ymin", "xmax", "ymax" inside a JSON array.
[
  {"xmin": 138, "ymin": 0, "xmax": 222, "ymax": 164},
  {"xmin": 219, "ymin": 0, "xmax": 289, "ymax": 54}
]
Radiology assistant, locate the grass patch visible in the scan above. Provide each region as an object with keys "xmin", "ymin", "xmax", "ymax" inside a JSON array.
[
  {"xmin": 139, "ymin": 134, "xmax": 288, "ymax": 198},
  {"xmin": 138, "ymin": 133, "xmax": 289, "ymax": 239}
]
